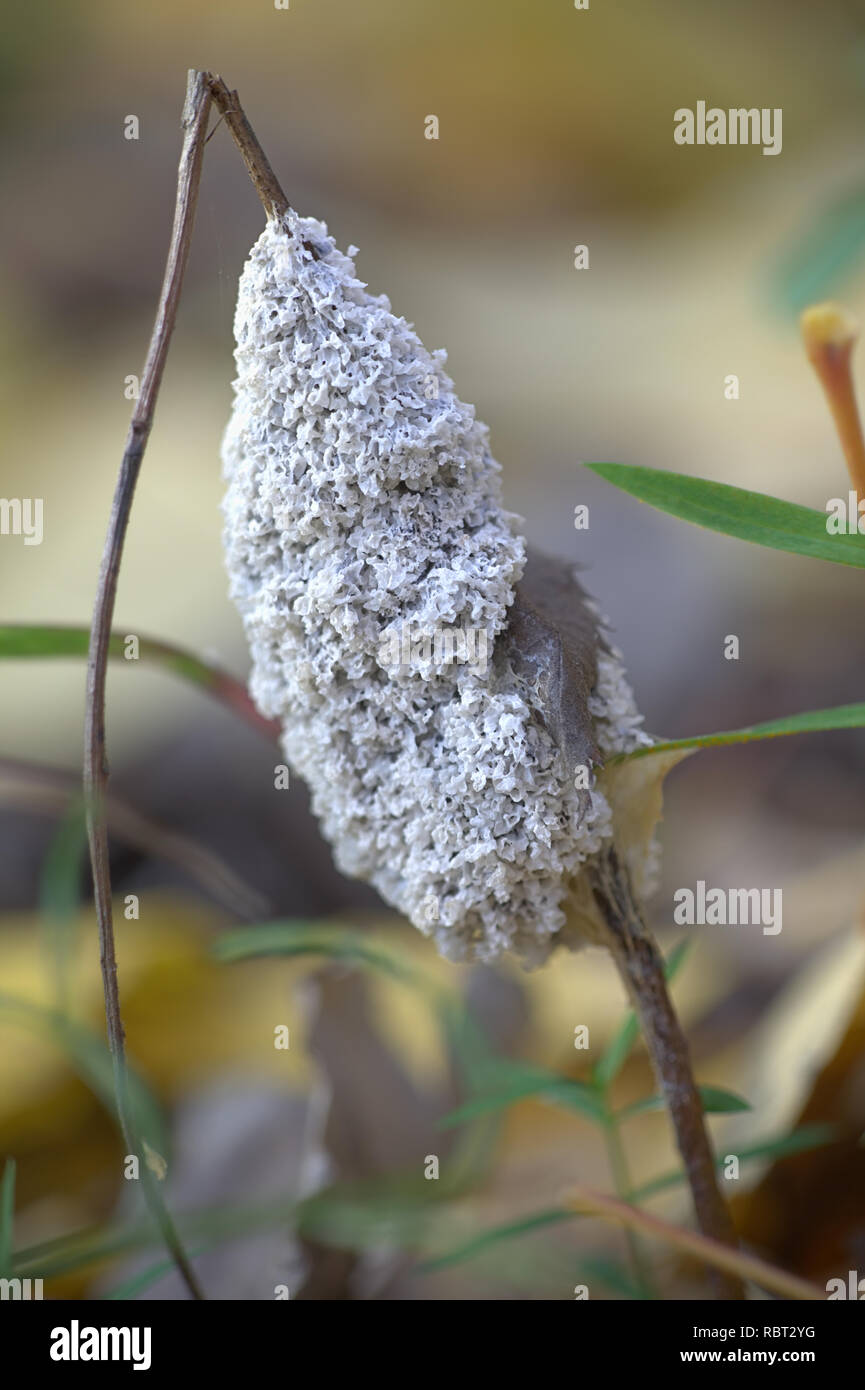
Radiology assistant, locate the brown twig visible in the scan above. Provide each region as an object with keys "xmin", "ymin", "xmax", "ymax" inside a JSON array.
[
  {"xmin": 83, "ymin": 68, "xmax": 214, "ymax": 1302},
  {"xmin": 84, "ymin": 66, "xmax": 296, "ymax": 1300},
  {"xmin": 1, "ymin": 757, "xmax": 267, "ymax": 920},
  {"xmin": 589, "ymin": 846, "xmax": 745, "ymax": 1299},
  {"xmin": 563, "ymin": 1183, "xmax": 823, "ymax": 1301},
  {"xmin": 206, "ymin": 75, "xmax": 289, "ymax": 220}
]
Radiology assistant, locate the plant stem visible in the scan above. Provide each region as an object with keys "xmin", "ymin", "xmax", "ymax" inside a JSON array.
[
  {"xmin": 564, "ymin": 1183, "xmax": 821, "ymax": 1301},
  {"xmin": 601, "ymin": 1100, "xmax": 655, "ymax": 1298},
  {"xmin": 589, "ymin": 846, "xmax": 744, "ymax": 1300},
  {"xmin": 83, "ymin": 64, "xmax": 300, "ymax": 1302},
  {"xmin": 83, "ymin": 68, "xmax": 213, "ymax": 1302},
  {"xmin": 206, "ymin": 74, "xmax": 289, "ymax": 221}
]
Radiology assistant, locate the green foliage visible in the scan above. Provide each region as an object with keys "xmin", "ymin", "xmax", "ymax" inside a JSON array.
[
  {"xmin": 421, "ymin": 1125, "xmax": 835, "ymax": 1273},
  {"xmin": 618, "ymin": 704, "xmax": 865, "ymax": 762},
  {"xmin": 417, "ymin": 1207, "xmax": 575, "ymax": 1274},
  {"xmin": 631, "ymin": 1124, "xmax": 837, "ymax": 1201},
  {"xmin": 213, "ymin": 920, "xmax": 420, "ymax": 986},
  {"xmin": 0, "ymin": 995, "xmax": 169, "ymax": 1161},
  {"xmin": 0, "ymin": 1159, "xmax": 15, "ymax": 1280},
  {"xmin": 440, "ymin": 1060, "xmax": 604, "ymax": 1128},
  {"xmin": 587, "ymin": 463, "xmax": 865, "ymax": 568},
  {"xmin": 618, "ymin": 1085, "xmax": 750, "ymax": 1121},
  {"xmin": 772, "ymin": 186, "xmax": 865, "ymax": 315}
]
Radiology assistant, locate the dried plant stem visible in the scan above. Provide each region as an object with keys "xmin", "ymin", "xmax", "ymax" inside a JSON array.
[
  {"xmin": 3, "ymin": 757, "xmax": 267, "ymax": 920},
  {"xmin": 206, "ymin": 75, "xmax": 289, "ymax": 220},
  {"xmin": 83, "ymin": 68, "xmax": 214, "ymax": 1303},
  {"xmin": 563, "ymin": 1184, "xmax": 822, "ymax": 1302},
  {"xmin": 84, "ymin": 67, "xmax": 293, "ymax": 1302},
  {"xmin": 589, "ymin": 846, "xmax": 744, "ymax": 1300}
]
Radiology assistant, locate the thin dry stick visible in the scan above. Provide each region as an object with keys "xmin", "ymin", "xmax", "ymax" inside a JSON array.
[
  {"xmin": 84, "ymin": 68, "xmax": 292, "ymax": 1301},
  {"xmin": 563, "ymin": 1183, "xmax": 823, "ymax": 1302},
  {"xmin": 2, "ymin": 758, "xmax": 267, "ymax": 920},
  {"xmin": 589, "ymin": 846, "xmax": 745, "ymax": 1300},
  {"xmin": 83, "ymin": 69, "xmax": 214, "ymax": 1302},
  {"xmin": 205, "ymin": 75, "xmax": 289, "ymax": 220}
]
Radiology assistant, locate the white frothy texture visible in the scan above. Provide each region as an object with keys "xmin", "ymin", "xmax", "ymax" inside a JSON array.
[{"xmin": 222, "ymin": 211, "xmax": 652, "ymax": 964}]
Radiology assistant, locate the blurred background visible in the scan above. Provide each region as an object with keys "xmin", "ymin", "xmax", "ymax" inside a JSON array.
[{"xmin": 1, "ymin": 0, "xmax": 865, "ymax": 1300}]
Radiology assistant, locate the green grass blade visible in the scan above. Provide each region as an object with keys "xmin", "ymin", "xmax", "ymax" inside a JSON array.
[
  {"xmin": 0, "ymin": 994, "xmax": 169, "ymax": 1160},
  {"xmin": 771, "ymin": 186, "xmax": 865, "ymax": 315},
  {"xmin": 617, "ymin": 702, "xmax": 865, "ymax": 763},
  {"xmin": 422, "ymin": 1127, "xmax": 836, "ymax": 1273},
  {"xmin": 14, "ymin": 1196, "xmax": 301, "ymax": 1283},
  {"xmin": 631, "ymin": 1124, "xmax": 837, "ymax": 1202},
  {"xmin": 103, "ymin": 1244, "xmax": 213, "ymax": 1301},
  {"xmin": 416, "ymin": 1207, "xmax": 575, "ymax": 1273},
  {"xmin": 213, "ymin": 921, "xmax": 422, "ymax": 987},
  {"xmin": 586, "ymin": 464, "xmax": 865, "ymax": 568},
  {"xmin": 619, "ymin": 1085, "xmax": 750, "ymax": 1121},
  {"xmin": 0, "ymin": 624, "xmax": 277, "ymax": 740},
  {"xmin": 593, "ymin": 939, "xmax": 691, "ymax": 1088},
  {"xmin": 38, "ymin": 801, "xmax": 89, "ymax": 1018},
  {"xmin": 0, "ymin": 1159, "xmax": 16, "ymax": 1278},
  {"xmin": 439, "ymin": 1059, "xmax": 605, "ymax": 1129},
  {"xmin": 39, "ymin": 801, "xmax": 89, "ymax": 925},
  {"xmin": 577, "ymin": 1253, "xmax": 648, "ymax": 1300}
]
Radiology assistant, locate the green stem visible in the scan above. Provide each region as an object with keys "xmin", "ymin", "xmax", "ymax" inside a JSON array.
[{"xmin": 599, "ymin": 1089, "xmax": 655, "ymax": 1299}]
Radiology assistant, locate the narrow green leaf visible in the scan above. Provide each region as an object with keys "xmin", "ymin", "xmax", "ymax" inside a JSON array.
[
  {"xmin": 216, "ymin": 920, "xmax": 507, "ymax": 1188},
  {"xmin": 417, "ymin": 1208, "xmax": 575, "ymax": 1273},
  {"xmin": 698, "ymin": 1085, "xmax": 752, "ymax": 1115},
  {"xmin": 103, "ymin": 1244, "xmax": 211, "ymax": 1301},
  {"xmin": 0, "ymin": 1159, "xmax": 16, "ymax": 1279},
  {"xmin": 771, "ymin": 187, "xmax": 865, "ymax": 315},
  {"xmin": 617, "ymin": 703, "xmax": 865, "ymax": 763},
  {"xmin": 619, "ymin": 1085, "xmax": 751, "ymax": 1121},
  {"xmin": 422, "ymin": 1127, "xmax": 837, "ymax": 1273},
  {"xmin": 213, "ymin": 921, "xmax": 423, "ymax": 988},
  {"xmin": 0, "ymin": 995, "xmax": 169, "ymax": 1160},
  {"xmin": 593, "ymin": 939, "xmax": 691, "ymax": 1089},
  {"xmin": 39, "ymin": 801, "xmax": 89, "ymax": 925},
  {"xmin": 0, "ymin": 625, "xmax": 213, "ymax": 682},
  {"xmin": 39, "ymin": 802, "xmax": 89, "ymax": 1019},
  {"xmin": 297, "ymin": 1187, "xmax": 435, "ymax": 1251},
  {"xmin": 439, "ymin": 1059, "xmax": 605, "ymax": 1129},
  {"xmin": 577, "ymin": 1252, "xmax": 647, "ymax": 1300},
  {"xmin": 14, "ymin": 1195, "xmax": 301, "ymax": 1282},
  {"xmin": 586, "ymin": 463, "xmax": 865, "ymax": 568},
  {"xmin": 632, "ymin": 1124, "xmax": 837, "ymax": 1202},
  {"xmin": 593, "ymin": 1016, "xmax": 640, "ymax": 1093},
  {"xmin": 0, "ymin": 625, "xmax": 278, "ymax": 740}
]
